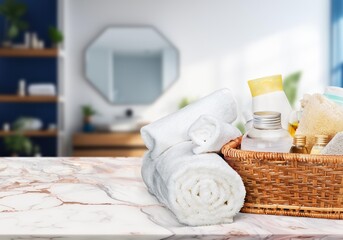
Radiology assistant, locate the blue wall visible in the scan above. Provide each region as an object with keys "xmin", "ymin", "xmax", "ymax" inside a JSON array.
[{"xmin": 0, "ymin": 0, "xmax": 57, "ymax": 156}]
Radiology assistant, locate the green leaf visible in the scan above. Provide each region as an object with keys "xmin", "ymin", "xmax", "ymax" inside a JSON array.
[
  {"xmin": 283, "ymin": 71, "xmax": 302, "ymax": 107},
  {"xmin": 49, "ymin": 26, "xmax": 64, "ymax": 44},
  {"xmin": 82, "ymin": 105, "xmax": 97, "ymax": 117},
  {"xmin": 178, "ymin": 98, "xmax": 191, "ymax": 109},
  {"xmin": 0, "ymin": 0, "xmax": 28, "ymax": 40},
  {"xmin": 13, "ymin": 3, "xmax": 26, "ymax": 17},
  {"xmin": 4, "ymin": 133, "xmax": 33, "ymax": 155},
  {"xmin": 22, "ymin": 138, "xmax": 32, "ymax": 155},
  {"xmin": 16, "ymin": 20, "xmax": 28, "ymax": 30},
  {"xmin": 235, "ymin": 121, "xmax": 245, "ymax": 134},
  {"xmin": 7, "ymin": 23, "xmax": 18, "ymax": 39}
]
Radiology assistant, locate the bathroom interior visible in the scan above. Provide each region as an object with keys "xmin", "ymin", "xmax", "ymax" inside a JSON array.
[
  {"xmin": 0, "ymin": 0, "xmax": 334, "ymax": 157},
  {"xmin": 2, "ymin": 0, "xmax": 343, "ymax": 237}
]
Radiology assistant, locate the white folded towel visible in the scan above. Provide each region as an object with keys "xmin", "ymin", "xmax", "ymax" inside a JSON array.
[
  {"xmin": 141, "ymin": 89, "xmax": 237, "ymax": 159},
  {"xmin": 28, "ymin": 83, "xmax": 56, "ymax": 96},
  {"xmin": 189, "ymin": 114, "xmax": 242, "ymax": 154},
  {"xmin": 141, "ymin": 141, "xmax": 246, "ymax": 226}
]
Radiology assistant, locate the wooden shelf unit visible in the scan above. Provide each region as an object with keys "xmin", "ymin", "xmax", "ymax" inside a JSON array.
[
  {"xmin": 0, "ymin": 130, "xmax": 57, "ymax": 137},
  {"xmin": 0, "ymin": 48, "xmax": 58, "ymax": 57},
  {"xmin": 0, "ymin": 95, "xmax": 58, "ymax": 103},
  {"xmin": 73, "ymin": 132, "xmax": 147, "ymax": 157}
]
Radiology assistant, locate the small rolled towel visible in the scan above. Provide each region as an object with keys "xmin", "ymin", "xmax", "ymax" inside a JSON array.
[
  {"xmin": 322, "ymin": 132, "xmax": 343, "ymax": 155},
  {"xmin": 141, "ymin": 89, "xmax": 237, "ymax": 159},
  {"xmin": 141, "ymin": 141, "xmax": 246, "ymax": 226},
  {"xmin": 189, "ymin": 114, "xmax": 242, "ymax": 154}
]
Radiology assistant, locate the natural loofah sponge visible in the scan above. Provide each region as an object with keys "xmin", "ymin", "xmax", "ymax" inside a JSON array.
[
  {"xmin": 296, "ymin": 94, "xmax": 343, "ymax": 148},
  {"xmin": 322, "ymin": 132, "xmax": 343, "ymax": 155}
]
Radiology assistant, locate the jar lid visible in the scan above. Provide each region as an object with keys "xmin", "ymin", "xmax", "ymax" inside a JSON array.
[
  {"xmin": 253, "ymin": 111, "xmax": 282, "ymax": 130},
  {"xmin": 248, "ymin": 75, "xmax": 283, "ymax": 97},
  {"xmin": 293, "ymin": 135, "xmax": 306, "ymax": 146},
  {"xmin": 314, "ymin": 135, "xmax": 329, "ymax": 145}
]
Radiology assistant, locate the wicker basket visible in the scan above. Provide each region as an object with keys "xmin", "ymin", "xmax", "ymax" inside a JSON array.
[{"xmin": 221, "ymin": 138, "xmax": 343, "ymax": 219}]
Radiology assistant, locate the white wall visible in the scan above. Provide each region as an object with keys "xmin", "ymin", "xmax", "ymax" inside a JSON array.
[{"xmin": 63, "ymin": 0, "xmax": 329, "ymax": 155}]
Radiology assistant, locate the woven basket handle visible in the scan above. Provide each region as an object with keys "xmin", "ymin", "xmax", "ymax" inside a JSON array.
[{"xmin": 224, "ymin": 136, "xmax": 242, "ymax": 150}]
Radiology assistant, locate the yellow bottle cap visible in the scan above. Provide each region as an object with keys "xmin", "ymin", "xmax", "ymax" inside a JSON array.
[{"xmin": 248, "ymin": 75, "xmax": 283, "ymax": 97}]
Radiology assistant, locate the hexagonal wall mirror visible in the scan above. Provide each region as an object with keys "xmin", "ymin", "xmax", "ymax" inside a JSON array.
[{"xmin": 85, "ymin": 27, "xmax": 179, "ymax": 105}]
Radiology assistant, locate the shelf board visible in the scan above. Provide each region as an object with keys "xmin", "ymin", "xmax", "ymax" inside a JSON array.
[
  {"xmin": 0, "ymin": 130, "xmax": 58, "ymax": 137},
  {"xmin": 0, "ymin": 95, "xmax": 58, "ymax": 103},
  {"xmin": 0, "ymin": 48, "xmax": 58, "ymax": 57}
]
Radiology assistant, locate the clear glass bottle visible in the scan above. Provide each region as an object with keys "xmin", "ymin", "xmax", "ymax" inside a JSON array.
[
  {"xmin": 310, "ymin": 135, "xmax": 329, "ymax": 154},
  {"xmin": 242, "ymin": 110, "xmax": 253, "ymax": 132},
  {"xmin": 241, "ymin": 111, "xmax": 293, "ymax": 153},
  {"xmin": 290, "ymin": 135, "xmax": 309, "ymax": 154}
]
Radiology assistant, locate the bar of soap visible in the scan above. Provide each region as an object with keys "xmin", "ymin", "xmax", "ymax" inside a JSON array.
[{"xmin": 322, "ymin": 132, "xmax": 343, "ymax": 155}]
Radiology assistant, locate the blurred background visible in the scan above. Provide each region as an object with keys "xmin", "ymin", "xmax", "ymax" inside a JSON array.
[{"xmin": 0, "ymin": 0, "xmax": 339, "ymax": 157}]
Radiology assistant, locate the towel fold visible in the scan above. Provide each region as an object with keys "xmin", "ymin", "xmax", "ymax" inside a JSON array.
[
  {"xmin": 141, "ymin": 89, "xmax": 237, "ymax": 159},
  {"xmin": 141, "ymin": 141, "xmax": 246, "ymax": 226},
  {"xmin": 189, "ymin": 114, "xmax": 242, "ymax": 154}
]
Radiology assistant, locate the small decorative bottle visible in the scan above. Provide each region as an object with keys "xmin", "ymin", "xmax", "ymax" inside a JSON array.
[
  {"xmin": 310, "ymin": 135, "xmax": 329, "ymax": 154},
  {"xmin": 241, "ymin": 111, "xmax": 293, "ymax": 153},
  {"xmin": 2, "ymin": 122, "xmax": 10, "ymax": 132},
  {"xmin": 290, "ymin": 135, "xmax": 309, "ymax": 154},
  {"xmin": 18, "ymin": 79, "xmax": 26, "ymax": 96}
]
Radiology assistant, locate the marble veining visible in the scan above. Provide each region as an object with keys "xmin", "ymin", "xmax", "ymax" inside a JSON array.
[{"xmin": 0, "ymin": 157, "xmax": 342, "ymax": 240}]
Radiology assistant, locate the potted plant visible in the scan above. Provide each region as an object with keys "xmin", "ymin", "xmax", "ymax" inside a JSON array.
[
  {"xmin": 4, "ymin": 133, "xmax": 32, "ymax": 156},
  {"xmin": 82, "ymin": 105, "xmax": 96, "ymax": 132},
  {"xmin": 0, "ymin": 0, "xmax": 28, "ymax": 48},
  {"xmin": 48, "ymin": 26, "xmax": 63, "ymax": 48}
]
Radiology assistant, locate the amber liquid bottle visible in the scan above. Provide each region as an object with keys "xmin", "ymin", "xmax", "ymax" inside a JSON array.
[{"xmin": 290, "ymin": 135, "xmax": 309, "ymax": 154}]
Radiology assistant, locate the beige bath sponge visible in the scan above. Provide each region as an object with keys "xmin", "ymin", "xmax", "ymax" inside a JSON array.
[{"xmin": 296, "ymin": 94, "xmax": 343, "ymax": 148}]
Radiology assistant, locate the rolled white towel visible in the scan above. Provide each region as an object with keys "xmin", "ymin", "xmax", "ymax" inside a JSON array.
[
  {"xmin": 141, "ymin": 142, "xmax": 245, "ymax": 226},
  {"xmin": 141, "ymin": 89, "xmax": 237, "ymax": 159},
  {"xmin": 189, "ymin": 114, "xmax": 242, "ymax": 154}
]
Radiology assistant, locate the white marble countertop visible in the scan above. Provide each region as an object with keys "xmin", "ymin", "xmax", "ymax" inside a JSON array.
[{"xmin": 0, "ymin": 157, "xmax": 343, "ymax": 240}]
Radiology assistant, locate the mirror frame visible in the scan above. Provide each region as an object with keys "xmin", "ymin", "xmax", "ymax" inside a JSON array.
[{"xmin": 84, "ymin": 25, "xmax": 180, "ymax": 105}]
